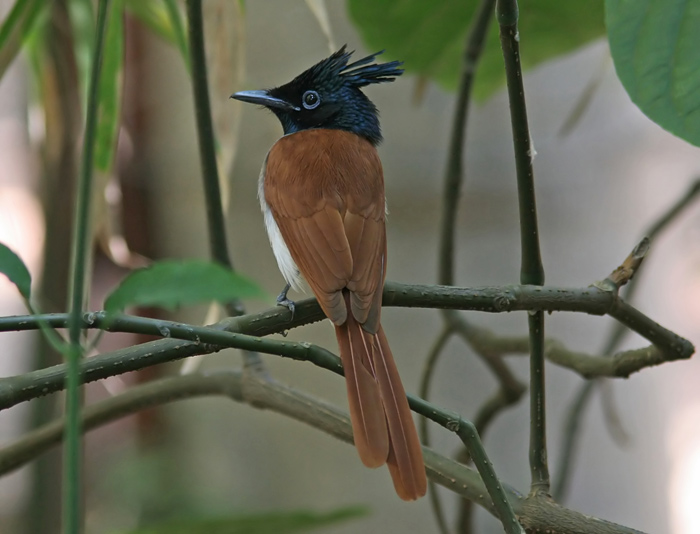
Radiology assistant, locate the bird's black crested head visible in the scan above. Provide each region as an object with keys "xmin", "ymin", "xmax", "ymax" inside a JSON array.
[{"xmin": 233, "ymin": 46, "xmax": 403, "ymax": 145}]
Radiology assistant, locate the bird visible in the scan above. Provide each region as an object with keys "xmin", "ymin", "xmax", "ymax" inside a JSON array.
[{"xmin": 232, "ymin": 46, "xmax": 426, "ymax": 501}]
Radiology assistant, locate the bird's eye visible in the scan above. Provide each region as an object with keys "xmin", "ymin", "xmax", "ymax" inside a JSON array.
[{"xmin": 302, "ymin": 90, "xmax": 320, "ymax": 110}]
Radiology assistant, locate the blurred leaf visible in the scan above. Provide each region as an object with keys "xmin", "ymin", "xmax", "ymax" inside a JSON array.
[
  {"xmin": 304, "ymin": 0, "xmax": 336, "ymax": 52},
  {"xmin": 123, "ymin": 507, "xmax": 368, "ymax": 534},
  {"xmin": 124, "ymin": 0, "xmax": 171, "ymax": 41},
  {"xmin": 606, "ymin": 0, "xmax": 700, "ymax": 147},
  {"xmin": 348, "ymin": 0, "xmax": 605, "ymax": 100},
  {"xmin": 95, "ymin": 0, "xmax": 124, "ymax": 171},
  {"xmin": 163, "ymin": 0, "xmax": 189, "ymax": 68},
  {"xmin": 0, "ymin": 0, "xmax": 45, "ymax": 81},
  {"xmin": 125, "ymin": 0, "xmax": 189, "ymax": 68},
  {"xmin": 0, "ymin": 242, "xmax": 31, "ymax": 299},
  {"xmin": 68, "ymin": 0, "xmax": 96, "ymax": 103},
  {"xmin": 104, "ymin": 259, "xmax": 265, "ymax": 312},
  {"xmin": 203, "ymin": 0, "xmax": 246, "ymax": 207}
]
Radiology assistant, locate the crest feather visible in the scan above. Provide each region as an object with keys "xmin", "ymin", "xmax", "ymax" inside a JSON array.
[{"xmin": 299, "ymin": 45, "xmax": 404, "ymax": 88}]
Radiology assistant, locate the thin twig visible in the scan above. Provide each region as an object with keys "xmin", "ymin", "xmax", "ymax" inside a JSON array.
[
  {"xmin": 554, "ymin": 177, "xmax": 700, "ymax": 500},
  {"xmin": 595, "ymin": 237, "xmax": 650, "ymax": 291},
  {"xmin": 431, "ymin": 2, "xmax": 504, "ymax": 529},
  {"xmin": 449, "ymin": 312, "xmax": 526, "ymax": 398},
  {"xmin": 419, "ymin": 327, "xmax": 454, "ymax": 444},
  {"xmin": 438, "ymin": 0, "xmax": 497, "ymax": 287},
  {"xmin": 418, "ymin": 327, "xmax": 453, "ymax": 534},
  {"xmin": 497, "ymin": 0, "xmax": 548, "ymax": 493}
]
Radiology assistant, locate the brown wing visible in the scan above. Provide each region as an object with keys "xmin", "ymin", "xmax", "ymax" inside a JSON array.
[{"xmin": 264, "ymin": 129, "xmax": 386, "ymax": 329}]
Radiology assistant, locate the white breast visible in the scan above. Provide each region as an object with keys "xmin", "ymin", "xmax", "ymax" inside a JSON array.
[{"xmin": 258, "ymin": 158, "xmax": 304, "ymax": 292}]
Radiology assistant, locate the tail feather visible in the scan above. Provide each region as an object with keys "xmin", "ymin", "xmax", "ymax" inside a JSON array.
[
  {"xmin": 335, "ymin": 295, "xmax": 426, "ymax": 500},
  {"xmin": 335, "ymin": 319, "xmax": 389, "ymax": 468},
  {"xmin": 374, "ymin": 326, "xmax": 427, "ymax": 500}
]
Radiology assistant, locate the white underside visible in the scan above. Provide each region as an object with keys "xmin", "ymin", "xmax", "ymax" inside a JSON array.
[{"xmin": 259, "ymin": 158, "xmax": 304, "ymax": 292}]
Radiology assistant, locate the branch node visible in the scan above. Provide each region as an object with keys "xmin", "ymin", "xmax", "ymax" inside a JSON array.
[{"xmin": 596, "ymin": 237, "xmax": 651, "ymax": 292}]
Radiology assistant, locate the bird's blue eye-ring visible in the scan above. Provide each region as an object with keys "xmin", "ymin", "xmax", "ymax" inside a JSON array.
[{"xmin": 302, "ymin": 90, "xmax": 320, "ymax": 110}]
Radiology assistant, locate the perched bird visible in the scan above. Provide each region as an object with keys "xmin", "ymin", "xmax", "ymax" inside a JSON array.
[{"xmin": 232, "ymin": 46, "xmax": 426, "ymax": 500}]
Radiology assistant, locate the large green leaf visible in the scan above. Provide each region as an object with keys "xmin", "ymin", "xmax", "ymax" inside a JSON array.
[
  {"xmin": 104, "ymin": 259, "xmax": 266, "ymax": 312},
  {"xmin": 0, "ymin": 242, "xmax": 31, "ymax": 299},
  {"xmin": 0, "ymin": 0, "xmax": 45, "ymax": 81},
  {"xmin": 95, "ymin": 0, "xmax": 124, "ymax": 172},
  {"xmin": 123, "ymin": 507, "xmax": 368, "ymax": 534},
  {"xmin": 606, "ymin": 0, "xmax": 700, "ymax": 147},
  {"xmin": 348, "ymin": 0, "xmax": 605, "ymax": 100}
]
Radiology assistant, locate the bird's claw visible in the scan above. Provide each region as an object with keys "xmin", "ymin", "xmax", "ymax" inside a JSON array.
[
  {"xmin": 276, "ymin": 297, "xmax": 296, "ymax": 319},
  {"xmin": 276, "ymin": 283, "xmax": 295, "ymax": 320}
]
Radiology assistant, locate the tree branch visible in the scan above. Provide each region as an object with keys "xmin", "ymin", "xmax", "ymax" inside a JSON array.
[
  {"xmin": 0, "ymin": 371, "xmax": 647, "ymax": 534},
  {"xmin": 3, "ymin": 281, "xmax": 692, "ymax": 359},
  {"xmin": 0, "ymin": 281, "xmax": 693, "ymax": 411},
  {"xmin": 554, "ymin": 177, "xmax": 700, "ymax": 500}
]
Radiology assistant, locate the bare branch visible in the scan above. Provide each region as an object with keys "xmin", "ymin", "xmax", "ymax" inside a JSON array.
[
  {"xmin": 554, "ymin": 177, "xmax": 700, "ymax": 500},
  {"xmin": 0, "ymin": 372, "xmax": 648, "ymax": 534},
  {"xmin": 0, "ymin": 281, "xmax": 692, "ymax": 411}
]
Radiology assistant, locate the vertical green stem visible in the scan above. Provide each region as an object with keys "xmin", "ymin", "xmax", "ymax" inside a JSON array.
[
  {"xmin": 496, "ymin": 0, "xmax": 548, "ymax": 493},
  {"xmin": 185, "ymin": 0, "xmax": 245, "ymax": 317},
  {"xmin": 65, "ymin": 1, "xmax": 111, "ymax": 531},
  {"xmin": 438, "ymin": 0, "xmax": 497, "ymax": 286},
  {"xmin": 185, "ymin": 0, "xmax": 229, "ymax": 267}
]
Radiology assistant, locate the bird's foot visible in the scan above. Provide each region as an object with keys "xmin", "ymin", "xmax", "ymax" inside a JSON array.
[{"xmin": 276, "ymin": 283, "xmax": 295, "ymax": 319}]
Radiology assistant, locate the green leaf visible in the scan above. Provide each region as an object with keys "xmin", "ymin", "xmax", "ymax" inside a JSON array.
[
  {"xmin": 95, "ymin": 0, "xmax": 124, "ymax": 172},
  {"xmin": 0, "ymin": 242, "xmax": 31, "ymax": 299},
  {"xmin": 348, "ymin": 0, "xmax": 605, "ymax": 100},
  {"xmin": 606, "ymin": 0, "xmax": 700, "ymax": 146},
  {"xmin": 123, "ymin": 507, "xmax": 368, "ymax": 534},
  {"xmin": 0, "ymin": 0, "xmax": 45, "ymax": 81},
  {"xmin": 104, "ymin": 260, "xmax": 266, "ymax": 312}
]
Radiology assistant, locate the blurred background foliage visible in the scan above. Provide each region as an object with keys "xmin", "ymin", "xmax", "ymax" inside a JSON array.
[{"xmin": 0, "ymin": 0, "xmax": 699, "ymax": 533}]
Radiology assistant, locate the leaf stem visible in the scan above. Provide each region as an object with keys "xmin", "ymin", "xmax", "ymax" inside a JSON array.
[{"xmin": 65, "ymin": 0, "xmax": 111, "ymax": 531}]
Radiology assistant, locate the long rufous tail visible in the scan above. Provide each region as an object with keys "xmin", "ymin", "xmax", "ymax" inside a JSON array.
[{"xmin": 335, "ymin": 300, "xmax": 427, "ymax": 500}]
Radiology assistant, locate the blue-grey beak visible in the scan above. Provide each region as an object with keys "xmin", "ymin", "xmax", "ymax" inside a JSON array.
[{"xmin": 230, "ymin": 90, "xmax": 300, "ymax": 112}]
